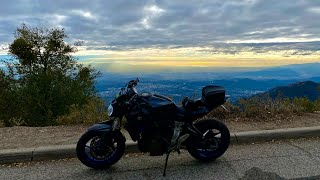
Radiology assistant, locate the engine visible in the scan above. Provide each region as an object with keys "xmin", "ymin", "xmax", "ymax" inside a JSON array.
[
  {"xmin": 125, "ymin": 93, "xmax": 177, "ymax": 156},
  {"xmin": 138, "ymin": 129, "xmax": 169, "ymax": 156}
]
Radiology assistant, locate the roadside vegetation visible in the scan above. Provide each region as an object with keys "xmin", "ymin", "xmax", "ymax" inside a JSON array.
[
  {"xmin": 0, "ymin": 24, "xmax": 107, "ymax": 127},
  {"xmin": 56, "ymin": 97, "xmax": 108, "ymax": 125},
  {"xmin": 207, "ymin": 96, "xmax": 320, "ymax": 122}
]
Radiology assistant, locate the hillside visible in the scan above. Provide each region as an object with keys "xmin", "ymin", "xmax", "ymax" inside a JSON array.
[{"xmin": 255, "ymin": 81, "xmax": 320, "ymax": 101}]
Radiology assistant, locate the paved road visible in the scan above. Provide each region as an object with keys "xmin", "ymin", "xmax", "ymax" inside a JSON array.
[{"xmin": 1, "ymin": 138, "xmax": 319, "ymax": 180}]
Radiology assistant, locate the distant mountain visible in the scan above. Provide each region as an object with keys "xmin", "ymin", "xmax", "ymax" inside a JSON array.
[
  {"xmin": 234, "ymin": 63, "xmax": 320, "ymax": 80},
  {"xmin": 255, "ymin": 81, "xmax": 320, "ymax": 101}
]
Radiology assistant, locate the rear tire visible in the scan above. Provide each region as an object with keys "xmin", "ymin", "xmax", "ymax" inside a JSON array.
[
  {"xmin": 76, "ymin": 131, "xmax": 125, "ymax": 169},
  {"xmin": 187, "ymin": 118, "xmax": 230, "ymax": 161}
]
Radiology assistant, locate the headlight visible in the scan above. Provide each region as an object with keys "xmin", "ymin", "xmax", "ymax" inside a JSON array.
[{"xmin": 107, "ymin": 105, "xmax": 113, "ymax": 116}]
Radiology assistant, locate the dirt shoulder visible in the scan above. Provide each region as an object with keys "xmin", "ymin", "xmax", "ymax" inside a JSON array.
[
  {"xmin": 0, "ymin": 112, "xmax": 319, "ymax": 150},
  {"xmin": 224, "ymin": 112, "xmax": 320, "ymax": 132}
]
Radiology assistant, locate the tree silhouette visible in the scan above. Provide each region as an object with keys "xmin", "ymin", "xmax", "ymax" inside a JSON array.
[{"xmin": 1, "ymin": 24, "xmax": 99, "ymax": 126}]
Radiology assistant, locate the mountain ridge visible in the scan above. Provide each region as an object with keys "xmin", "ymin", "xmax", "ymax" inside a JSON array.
[{"xmin": 254, "ymin": 81, "xmax": 320, "ymax": 101}]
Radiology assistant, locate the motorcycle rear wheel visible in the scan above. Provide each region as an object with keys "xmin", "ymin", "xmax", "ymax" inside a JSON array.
[
  {"xmin": 76, "ymin": 131, "xmax": 125, "ymax": 169},
  {"xmin": 187, "ymin": 118, "xmax": 230, "ymax": 161}
]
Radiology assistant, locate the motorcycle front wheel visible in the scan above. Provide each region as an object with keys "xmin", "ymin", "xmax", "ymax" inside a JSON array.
[
  {"xmin": 76, "ymin": 131, "xmax": 125, "ymax": 169},
  {"xmin": 187, "ymin": 118, "xmax": 230, "ymax": 161}
]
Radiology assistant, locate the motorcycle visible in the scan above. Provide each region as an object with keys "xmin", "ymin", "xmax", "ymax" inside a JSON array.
[{"xmin": 76, "ymin": 78, "xmax": 230, "ymax": 176}]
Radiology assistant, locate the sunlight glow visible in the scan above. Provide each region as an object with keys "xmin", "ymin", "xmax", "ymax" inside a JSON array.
[{"xmin": 74, "ymin": 46, "xmax": 320, "ymax": 72}]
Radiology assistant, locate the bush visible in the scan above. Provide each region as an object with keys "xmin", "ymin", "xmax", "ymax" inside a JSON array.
[
  {"xmin": 206, "ymin": 101, "xmax": 240, "ymax": 119},
  {"xmin": 292, "ymin": 97, "xmax": 317, "ymax": 113},
  {"xmin": 0, "ymin": 119, "xmax": 4, "ymax": 128},
  {"xmin": 315, "ymin": 99, "xmax": 320, "ymax": 110},
  {"xmin": 207, "ymin": 96, "xmax": 320, "ymax": 121},
  {"xmin": 0, "ymin": 24, "xmax": 99, "ymax": 126},
  {"xmin": 57, "ymin": 98, "xmax": 108, "ymax": 125}
]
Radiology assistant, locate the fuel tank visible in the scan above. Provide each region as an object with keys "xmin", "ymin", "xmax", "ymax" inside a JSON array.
[
  {"xmin": 125, "ymin": 92, "xmax": 176, "ymax": 124},
  {"xmin": 140, "ymin": 92, "xmax": 175, "ymax": 111}
]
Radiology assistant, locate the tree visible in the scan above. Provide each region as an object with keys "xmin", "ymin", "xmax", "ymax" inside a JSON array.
[
  {"xmin": 0, "ymin": 68, "xmax": 19, "ymax": 126},
  {"xmin": 1, "ymin": 24, "xmax": 99, "ymax": 126}
]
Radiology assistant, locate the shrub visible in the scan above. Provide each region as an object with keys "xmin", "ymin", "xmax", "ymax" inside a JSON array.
[
  {"xmin": 292, "ymin": 97, "xmax": 317, "ymax": 113},
  {"xmin": 0, "ymin": 24, "xmax": 99, "ymax": 126},
  {"xmin": 57, "ymin": 98, "xmax": 108, "ymax": 125},
  {"xmin": 207, "ymin": 96, "xmax": 320, "ymax": 121},
  {"xmin": 0, "ymin": 119, "xmax": 4, "ymax": 128},
  {"xmin": 206, "ymin": 101, "xmax": 240, "ymax": 119}
]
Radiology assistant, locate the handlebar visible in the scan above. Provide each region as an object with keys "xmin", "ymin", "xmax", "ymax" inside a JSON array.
[
  {"xmin": 121, "ymin": 78, "xmax": 139, "ymax": 97},
  {"xmin": 114, "ymin": 78, "xmax": 140, "ymax": 104},
  {"xmin": 127, "ymin": 78, "xmax": 139, "ymax": 88}
]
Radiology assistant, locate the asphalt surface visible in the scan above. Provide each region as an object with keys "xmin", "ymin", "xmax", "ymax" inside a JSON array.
[{"xmin": 0, "ymin": 138, "xmax": 319, "ymax": 180}]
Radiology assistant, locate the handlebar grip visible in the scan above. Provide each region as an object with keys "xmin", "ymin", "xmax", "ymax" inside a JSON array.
[{"xmin": 127, "ymin": 80, "xmax": 137, "ymax": 88}]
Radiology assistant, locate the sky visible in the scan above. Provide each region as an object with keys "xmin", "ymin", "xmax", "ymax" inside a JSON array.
[{"xmin": 0, "ymin": 0, "xmax": 320, "ymax": 72}]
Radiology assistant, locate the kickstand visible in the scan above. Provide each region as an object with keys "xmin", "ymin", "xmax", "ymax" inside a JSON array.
[{"xmin": 163, "ymin": 151, "xmax": 171, "ymax": 176}]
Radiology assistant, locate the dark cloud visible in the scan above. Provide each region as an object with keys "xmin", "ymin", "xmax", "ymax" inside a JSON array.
[{"xmin": 1, "ymin": 0, "xmax": 320, "ymax": 55}]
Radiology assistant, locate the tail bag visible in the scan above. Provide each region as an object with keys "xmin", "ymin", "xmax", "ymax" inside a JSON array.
[{"xmin": 202, "ymin": 86, "xmax": 226, "ymax": 109}]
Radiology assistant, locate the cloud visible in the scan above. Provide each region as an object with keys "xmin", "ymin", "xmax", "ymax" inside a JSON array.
[
  {"xmin": 141, "ymin": 4, "xmax": 165, "ymax": 29},
  {"xmin": 307, "ymin": 7, "xmax": 320, "ymax": 14},
  {"xmin": 71, "ymin": 10, "xmax": 97, "ymax": 21},
  {"xmin": 0, "ymin": 0, "xmax": 320, "ymax": 58}
]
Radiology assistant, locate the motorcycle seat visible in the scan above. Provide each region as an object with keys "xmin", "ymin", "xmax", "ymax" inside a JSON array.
[{"xmin": 181, "ymin": 97, "xmax": 205, "ymax": 111}]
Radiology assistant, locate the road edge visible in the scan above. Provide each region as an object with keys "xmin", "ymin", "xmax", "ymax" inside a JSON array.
[{"xmin": 1, "ymin": 126, "xmax": 319, "ymax": 164}]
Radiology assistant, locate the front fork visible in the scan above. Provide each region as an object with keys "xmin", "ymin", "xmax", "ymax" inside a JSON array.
[
  {"xmin": 111, "ymin": 117, "xmax": 121, "ymax": 131},
  {"xmin": 100, "ymin": 117, "xmax": 124, "ymax": 144}
]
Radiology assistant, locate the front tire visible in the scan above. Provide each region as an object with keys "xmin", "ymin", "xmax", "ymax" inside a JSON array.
[
  {"xmin": 187, "ymin": 118, "xmax": 230, "ymax": 161},
  {"xmin": 76, "ymin": 131, "xmax": 125, "ymax": 169}
]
